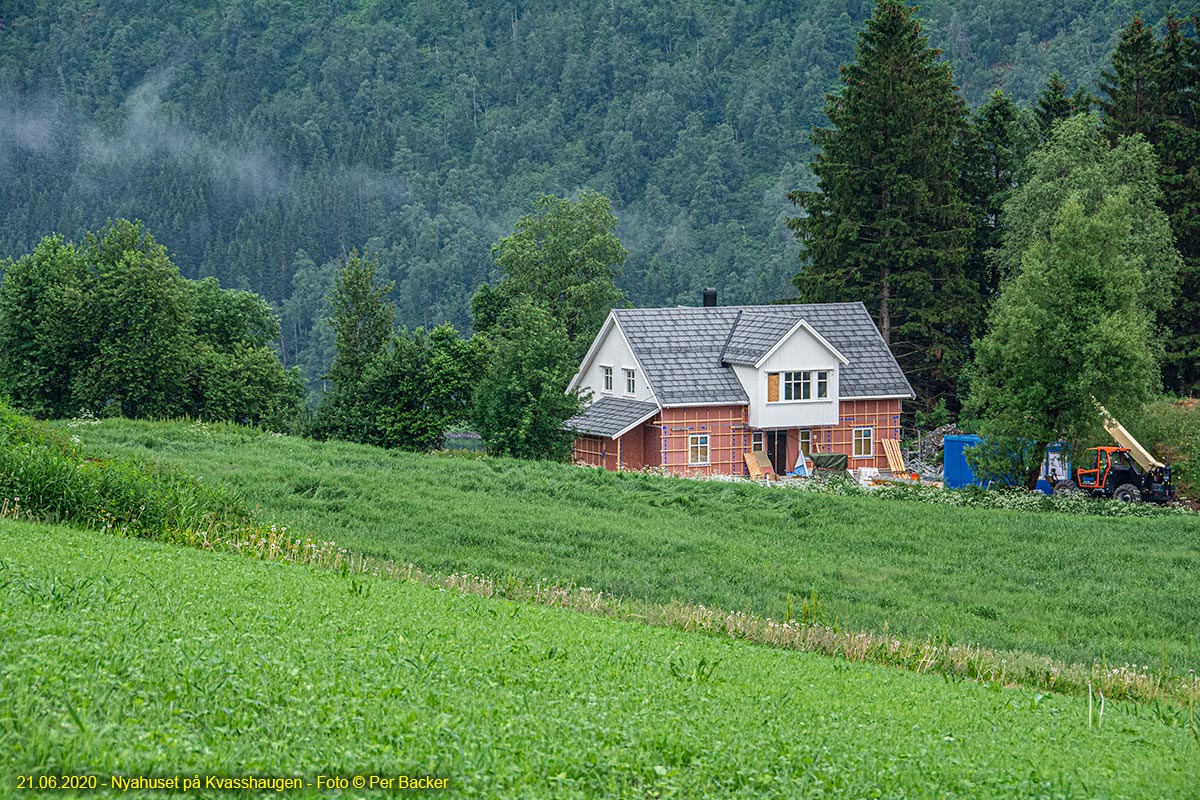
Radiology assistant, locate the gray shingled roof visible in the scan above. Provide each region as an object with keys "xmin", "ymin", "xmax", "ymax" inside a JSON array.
[
  {"xmin": 565, "ymin": 397, "xmax": 660, "ymax": 438},
  {"xmin": 614, "ymin": 302, "xmax": 913, "ymax": 406}
]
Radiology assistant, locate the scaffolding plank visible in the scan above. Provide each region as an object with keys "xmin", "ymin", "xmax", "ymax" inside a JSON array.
[{"xmin": 881, "ymin": 438, "xmax": 906, "ymax": 474}]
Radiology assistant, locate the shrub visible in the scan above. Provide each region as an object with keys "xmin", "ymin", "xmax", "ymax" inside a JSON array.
[
  {"xmin": 1129, "ymin": 398, "xmax": 1199, "ymax": 494},
  {"xmin": 0, "ymin": 401, "xmax": 246, "ymax": 535}
]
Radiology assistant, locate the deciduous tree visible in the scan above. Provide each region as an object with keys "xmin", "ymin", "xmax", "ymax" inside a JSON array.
[
  {"xmin": 471, "ymin": 300, "xmax": 580, "ymax": 461},
  {"xmin": 994, "ymin": 115, "xmax": 1180, "ymax": 324},
  {"xmin": 478, "ymin": 191, "xmax": 628, "ymax": 361},
  {"xmin": 966, "ymin": 193, "xmax": 1158, "ymax": 488}
]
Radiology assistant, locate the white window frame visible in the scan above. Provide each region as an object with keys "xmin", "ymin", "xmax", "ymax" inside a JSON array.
[
  {"xmin": 600, "ymin": 365, "xmax": 614, "ymax": 393},
  {"xmin": 689, "ymin": 433, "xmax": 710, "ymax": 465},
  {"xmin": 624, "ymin": 368, "xmax": 636, "ymax": 395},
  {"xmin": 751, "ymin": 431, "xmax": 764, "ymax": 452},
  {"xmin": 774, "ymin": 370, "xmax": 831, "ymax": 403},
  {"xmin": 799, "ymin": 429, "xmax": 812, "ymax": 456},
  {"xmin": 853, "ymin": 427, "xmax": 874, "ymax": 459}
]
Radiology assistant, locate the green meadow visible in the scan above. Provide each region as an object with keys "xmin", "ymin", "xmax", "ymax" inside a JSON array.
[
  {"xmin": 2, "ymin": 520, "xmax": 1198, "ymax": 799},
  {"xmin": 65, "ymin": 418, "xmax": 1200, "ymax": 675}
]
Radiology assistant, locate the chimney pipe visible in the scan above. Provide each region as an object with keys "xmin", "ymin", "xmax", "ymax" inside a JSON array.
[{"xmin": 702, "ymin": 288, "xmax": 717, "ymax": 307}]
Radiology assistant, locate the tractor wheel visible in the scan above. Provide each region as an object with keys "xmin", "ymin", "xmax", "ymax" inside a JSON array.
[
  {"xmin": 1113, "ymin": 483, "xmax": 1142, "ymax": 503},
  {"xmin": 1053, "ymin": 479, "xmax": 1079, "ymax": 497}
]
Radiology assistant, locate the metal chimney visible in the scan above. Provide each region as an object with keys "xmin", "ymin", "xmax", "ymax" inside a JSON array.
[{"xmin": 702, "ymin": 288, "xmax": 717, "ymax": 307}]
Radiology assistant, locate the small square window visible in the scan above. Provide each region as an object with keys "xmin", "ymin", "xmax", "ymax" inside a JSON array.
[
  {"xmin": 625, "ymin": 368, "xmax": 636, "ymax": 394},
  {"xmin": 853, "ymin": 427, "xmax": 874, "ymax": 458},
  {"xmin": 689, "ymin": 434, "xmax": 710, "ymax": 465},
  {"xmin": 601, "ymin": 366, "xmax": 613, "ymax": 392}
]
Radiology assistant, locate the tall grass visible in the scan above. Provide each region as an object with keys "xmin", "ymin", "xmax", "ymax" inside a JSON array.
[{"xmin": 0, "ymin": 401, "xmax": 245, "ymax": 536}]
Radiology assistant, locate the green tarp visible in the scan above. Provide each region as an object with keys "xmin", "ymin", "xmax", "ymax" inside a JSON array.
[{"xmin": 810, "ymin": 453, "xmax": 849, "ymax": 471}]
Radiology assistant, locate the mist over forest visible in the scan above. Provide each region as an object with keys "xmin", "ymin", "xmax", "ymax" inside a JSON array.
[{"xmin": 0, "ymin": 0, "xmax": 1179, "ymax": 394}]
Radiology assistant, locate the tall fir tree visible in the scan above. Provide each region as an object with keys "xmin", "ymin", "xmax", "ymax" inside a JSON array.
[
  {"xmin": 1035, "ymin": 72, "xmax": 1073, "ymax": 135},
  {"xmin": 1154, "ymin": 16, "xmax": 1200, "ymax": 393},
  {"xmin": 959, "ymin": 90, "xmax": 1038, "ymax": 302},
  {"xmin": 787, "ymin": 0, "xmax": 974, "ymax": 410},
  {"xmin": 1100, "ymin": 17, "xmax": 1162, "ymax": 141}
]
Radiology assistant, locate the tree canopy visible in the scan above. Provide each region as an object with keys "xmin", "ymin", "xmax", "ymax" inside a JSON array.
[
  {"xmin": 0, "ymin": 220, "xmax": 302, "ymax": 426},
  {"xmin": 994, "ymin": 114, "xmax": 1180, "ymax": 323},
  {"xmin": 965, "ymin": 193, "xmax": 1158, "ymax": 485},
  {"xmin": 478, "ymin": 191, "xmax": 628, "ymax": 362}
]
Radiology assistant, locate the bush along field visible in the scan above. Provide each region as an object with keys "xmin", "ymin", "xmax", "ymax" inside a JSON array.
[
  {"xmin": 50, "ymin": 415, "xmax": 1200, "ymax": 706},
  {"xmin": 3, "ymin": 520, "xmax": 1199, "ymax": 799}
]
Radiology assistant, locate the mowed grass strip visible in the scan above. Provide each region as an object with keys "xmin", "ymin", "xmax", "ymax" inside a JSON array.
[
  {"xmin": 2, "ymin": 520, "xmax": 1199, "ymax": 799},
  {"xmin": 67, "ymin": 419, "xmax": 1200, "ymax": 673}
]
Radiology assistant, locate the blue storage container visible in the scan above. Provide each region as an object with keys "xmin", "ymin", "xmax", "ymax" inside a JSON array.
[
  {"xmin": 942, "ymin": 435, "xmax": 1069, "ymax": 494},
  {"xmin": 943, "ymin": 434, "xmax": 983, "ymax": 489}
]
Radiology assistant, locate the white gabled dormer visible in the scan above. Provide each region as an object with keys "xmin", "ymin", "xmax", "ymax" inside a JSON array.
[
  {"xmin": 567, "ymin": 312, "xmax": 657, "ymax": 405},
  {"xmin": 729, "ymin": 318, "xmax": 847, "ymax": 428}
]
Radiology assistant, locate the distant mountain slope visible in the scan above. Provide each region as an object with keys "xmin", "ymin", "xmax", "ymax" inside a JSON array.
[{"xmin": 0, "ymin": 0, "xmax": 1175, "ymax": 349}]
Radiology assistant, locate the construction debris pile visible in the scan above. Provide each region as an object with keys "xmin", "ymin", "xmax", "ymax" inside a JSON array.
[{"xmin": 905, "ymin": 423, "xmax": 961, "ymax": 478}]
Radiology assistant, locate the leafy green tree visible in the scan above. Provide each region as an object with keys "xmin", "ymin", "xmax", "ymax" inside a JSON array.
[
  {"xmin": 994, "ymin": 115, "xmax": 1180, "ymax": 323},
  {"xmin": 186, "ymin": 277, "xmax": 279, "ymax": 351},
  {"xmin": 479, "ymin": 191, "xmax": 628, "ymax": 360},
  {"xmin": 787, "ymin": 0, "xmax": 975, "ymax": 409},
  {"xmin": 71, "ymin": 221, "xmax": 192, "ymax": 419},
  {"xmin": 323, "ymin": 250, "xmax": 394, "ymax": 396},
  {"xmin": 472, "ymin": 300, "xmax": 581, "ymax": 461},
  {"xmin": 0, "ymin": 221, "xmax": 302, "ymax": 425},
  {"xmin": 356, "ymin": 324, "xmax": 480, "ymax": 451},
  {"xmin": 189, "ymin": 342, "xmax": 304, "ymax": 430},
  {"xmin": 966, "ymin": 193, "xmax": 1158, "ymax": 488},
  {"xmin": 312, "ymin": 249, "xmax": 394, "ymax": 441},
  {"xmin": 0, "ymin": 236, "xmax": 86, "ymax": 418},
  {"xmin": 314, "ymin": 249, "xmax": 476, "ymax": 450}
]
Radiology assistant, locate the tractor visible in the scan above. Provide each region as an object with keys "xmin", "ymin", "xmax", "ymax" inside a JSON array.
[
  {"xmin": 1051, "ymin": 446, "xmax": 1175, "ymax": 503},
  {"xmin": 1050, "ymin": 400, "xmax": 1176, "ymax": 503}
]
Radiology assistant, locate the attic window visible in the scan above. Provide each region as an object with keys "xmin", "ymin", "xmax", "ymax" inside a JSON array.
[
  {"xmin": 601, "ymin": 366, "xmax": 613, "ymax": 393},
  {"xmin": 625, "ymin": 368, "xmax": 636, "ymax": 394},
  {"xmin": 771, "ymin": 370, "xmax": 830, "ymax": 402}
]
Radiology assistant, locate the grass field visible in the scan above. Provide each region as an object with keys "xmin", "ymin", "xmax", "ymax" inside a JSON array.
[
  {"xmin": 63, "ymin": 419, "xmax": 1200, "ymax": 677},
  {"xmin": 2, "ymin": 520, "xmax": 1198, "ymax": 799}
]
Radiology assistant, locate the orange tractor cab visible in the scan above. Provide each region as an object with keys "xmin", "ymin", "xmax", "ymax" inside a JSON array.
[{"xmin": 1052, "ymin": 446, "xmax": 1175, "ymax": 503}]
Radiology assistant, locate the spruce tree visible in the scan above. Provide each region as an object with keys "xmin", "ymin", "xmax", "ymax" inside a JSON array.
[
  {"xmin": 1035, "ymin": 72, "xmax": 1073, "ymax": 135},
  {"xmin": 1156, "ymin": 16, "xmax": 1200, "ymax": 393},
  {"xmin": 959, "ymin": 90, "xmax": 1037, "ymax": 301},
  {"xmin": 1100, "ymin": 17, "xmax": 1162, "ymax": 141},
  {"xmin": 788, "ymin": 0, "xmax": 973, "ymax": 410}
]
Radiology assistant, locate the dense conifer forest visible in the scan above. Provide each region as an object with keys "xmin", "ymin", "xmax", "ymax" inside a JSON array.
[{"xmin": 0, "ymin": 2, "xmax": 1180, "ymax": 351}]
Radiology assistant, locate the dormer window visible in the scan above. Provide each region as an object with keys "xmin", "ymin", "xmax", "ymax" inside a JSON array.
[
  {"xmin": 625, "ymin": 368, "xmax": 636, "ymax": 394},
  {"xmin": 771, "ymin": 370, "xmax": 830, "ymax": 402},
  {"xmin": 601, "ymin": 365, "xmax": 613, "ymax": 392}
]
